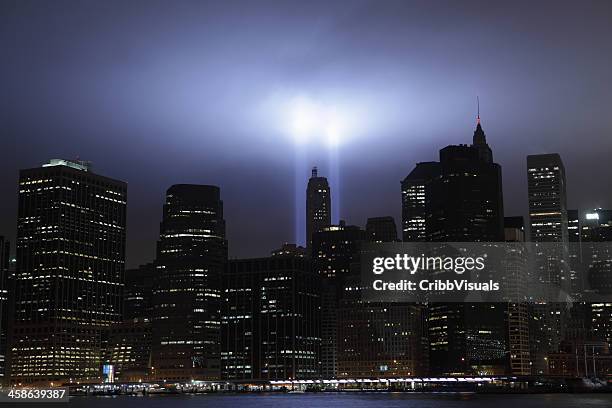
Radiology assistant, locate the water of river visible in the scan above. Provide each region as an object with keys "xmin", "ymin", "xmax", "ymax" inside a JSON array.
[{"xmin": 52, "ymin": 392, "xmax": 612, "ymax": 408}]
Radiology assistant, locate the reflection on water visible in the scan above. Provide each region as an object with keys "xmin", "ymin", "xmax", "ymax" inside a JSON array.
[{"xmin": 61, "ymin": 393, "xmax": 612, "ymax": 408}]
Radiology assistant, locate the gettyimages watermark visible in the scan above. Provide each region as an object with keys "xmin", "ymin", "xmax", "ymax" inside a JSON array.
[{"xmin": 360, "ymin": 242, "xmax": 612, "ymax": 303}]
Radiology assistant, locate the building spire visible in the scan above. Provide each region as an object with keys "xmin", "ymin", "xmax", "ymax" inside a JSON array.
[
  {"xmin": 472, "ymin": 96, "xmax": 492, "ymax": 163},
  {"xmin": 312, "ymin": 166, "xmax": 318, "ymax": 178}
]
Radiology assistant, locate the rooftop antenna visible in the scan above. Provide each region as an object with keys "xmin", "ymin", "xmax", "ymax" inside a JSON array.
[
  {"xmin": 312, "ymin": 166, "xmax": 318, "ymax": 178},
  {"xmin": 477, "ymin": 96, "xmax": 480, "ymax": 124}
]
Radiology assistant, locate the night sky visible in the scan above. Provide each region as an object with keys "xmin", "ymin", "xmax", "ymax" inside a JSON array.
[{"xmin": 2, "ymin": 0, "xmax": 612, "ymax": 268}]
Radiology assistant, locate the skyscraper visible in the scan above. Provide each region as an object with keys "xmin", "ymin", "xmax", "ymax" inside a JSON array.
[
  {"xmin": 222, "ymin": 248, "xmax": 320, "ymax": 380},
  {"xmin": 527, "ymin": 154, "xmax": 569, "ymax": 247},
  {"xmin": 527, "ymin": 153, "xmax": 570, "ymax": 375},
  {"xmin": 306, "ymin": 167, "xmax": 331, "ymax": 252},
  {"xmin": 9, "ymin": 159, "xmax": 126, "ymax": 385},
  {"xmin": 312, "ymin": 221, "xmax": 368, "ymax": 378},
  {"xmin": 337, "ymin": 221, "xmax": 427, "ymax": 378},
  {"xmin": 106, "ymin": 263, "xmax": 155, "ymax": 382},
  {"xmin": 151, "ymin": 184, "xmax": 227, "ymax": 381},
  {"xmin": 582, "ymin": 209, "xmax": 612, "ymax": 242},
  {"xmin": 504, "ymin": 217, "xmax": 531, "ymax": 376},
  {"xmin": 527, "ymin": 154, "xmax": 570, "ymax": 288},
  {"xmin": 401, "ymin": 162, "xmax": 439, "ymax": 242},
  {"xmin": 567, "ymin": 209, "xmax": 583, "ymax": 298},
  {"xmin": 402, "ymin": 117, "xmax": 506, "ymax": 375},
  {"xmin": 0, "ymin": 237, "xmax": 9, "ymax": 381},
  {"xmin": 581, "ymin": 209, "xmax": 612, "ymax": 351}
]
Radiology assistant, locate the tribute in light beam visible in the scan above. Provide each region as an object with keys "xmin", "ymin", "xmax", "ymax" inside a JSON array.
[
  {"xmin": 286, "ymin": 96, "xmax": 350, "ymax": 148},
  {"xmin": 288, "ymin": 97, "xmax": 318, "ymax": 145},
  {"xmin": 285, "ymin": 95, "xmax": 351, "ymax": 243}
]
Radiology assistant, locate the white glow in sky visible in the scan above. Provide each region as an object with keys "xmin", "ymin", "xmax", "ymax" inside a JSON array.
[{"xmin": 286, "ymin": 95, "xmax": 351, "ymax": 147}]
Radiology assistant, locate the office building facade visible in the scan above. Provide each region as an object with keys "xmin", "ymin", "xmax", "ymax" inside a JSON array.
[
  {"xmin": 9, "ymin": 159, "xmax": 126, "ymax": 385},
  {"xmin": 306, "ymin": 167, "xmax": 331, "ymax": 251},
  {"xmin": 106, "ymin": 263, "xmax": 156, "ymax": 382},
  {"xmin": 222, "ymin": 252, "xmax": 320, "ymax": 380},
  {"xmin": 151, "ymin": 184, "xmax": 227, "ymax": 381},
  {"xmin": 312, "ymin": 222, "xmax": 368, "ymax": 378},
  {"xmin": 0, "ymin": 237, "xmax": 9, "ymax": 381},
  {"xmin": 402, "ymin": 118, "xmax": 506, "ymax": 375}
]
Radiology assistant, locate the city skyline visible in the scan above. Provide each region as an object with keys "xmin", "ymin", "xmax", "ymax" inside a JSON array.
[
  {"xmin": 2, "ymin": 120, "xmax": 607, "ymax": 268},
  {"xmin": 2, "ymin": 125, "xmax": 612, "ymax": 386},
  {"xmin": 3, "ymin": 135, "xmax": 612, "ymax": 385},
  {"xmin": 2, "ymin": 1, "xmax": 612, "ymax": 268}
]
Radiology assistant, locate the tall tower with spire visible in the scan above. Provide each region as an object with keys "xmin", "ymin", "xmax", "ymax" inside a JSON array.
[
  {"xmin": 472, "ymin": 97, "xmax": 493, "ymax": 163},
  {"xmin": 306, "ymin": 167, "xmax": 331, "ymax": 252},
  {"xmin": 400, "ymin": 108, "xmax": 505, "ymax": 375}
]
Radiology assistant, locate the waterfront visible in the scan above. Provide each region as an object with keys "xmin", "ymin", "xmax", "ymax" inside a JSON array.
[{"xmin": 61, "ymin": 393, "xmax": 612, "ymax": 408}]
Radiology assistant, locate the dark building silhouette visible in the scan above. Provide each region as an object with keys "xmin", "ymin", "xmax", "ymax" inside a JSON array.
[
  {"xmin": 402, "ymin": 117, "xmax": 506, "ymax": 375},
  {"xmin": 222, "ymin": 249, "xmax": 320, "ymax": 380},
  {"xmin": 0, "ymin": 237, "xmax": 9, "ymax": 381},
  {"xmin": 312, "ymin": 221, "xmax": 368, "ymax": 378},
  {"xmin": 151, "ymin": 184, "xmax": 227, "ymax": 381},
  {"xmin": 8, "ymin": 159, "xmax": 126, "ymax": 385},
  {"xmin": 306, "ymin": 167, "xmax": 331, "ymax": 251},
  {"xmin": 429, "ymin": 142, "xmax": 503, "ymax": 240},
  {"xmin": 106, "ymin": 263, "xmax": 155, "ymax": 382},
  {"xmin": 366, "ymin": 216, "xmax": 398, "ymax": 243}
]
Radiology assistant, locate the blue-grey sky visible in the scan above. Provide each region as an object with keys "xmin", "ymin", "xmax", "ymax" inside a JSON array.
[{"xmin": 2, "ymin": 0, "xmax": 612, "ymax": 267}]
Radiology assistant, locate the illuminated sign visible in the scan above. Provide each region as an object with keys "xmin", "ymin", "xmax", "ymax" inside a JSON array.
[{"xmin": 102, "ymin": 364, "xmax": 115, "ymax": 383}]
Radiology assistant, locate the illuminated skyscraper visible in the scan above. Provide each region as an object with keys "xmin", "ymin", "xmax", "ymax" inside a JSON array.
[
  {"xmin": 222, "ymin": 248, "xmax": 320, "ymax": 380},
  {"xmin": 581, "ymin": 209, "xmax": 612, "ymax": 351},
  {"xmin": 312, "ymin": 221, "xmax": 368, "ymax": 378},
  {"xmin": 401, "ymin": 162, "xmax": 439, "ymax": 242},
  {"xmin": 567, "ymin": 209, "xmax": 583, "ymax": 298},
  {"xmin": 151, "ymin": 184, "xmax": 227, "ymax": 381},
  {"xmin": 306, "ymin": 167, "xmax": 331, "ymax": 252},
  {"xmin": 9, "ymin": 159, "xmax": 126, "ymax": 385},
  {"xmin": 504, "ymin": 217, "xmax": 531, "ymax": 376},
  {"xmin": 527, "ymin": 154, "xmax": 569, "ymax": 247},
  {"xmin": 0, "ymin": 237, "xmax": 9, "ymax": 381},
  {"xmin": 526, "ymin": 153, "xmax": 570, "ymax": 375},
  {"xmin": 527, "ymin": 154, "xmax": 570, "ymax": 289},
  {"xmin": 582, "ymin": 209, "xmax": 612, "ymax": 242}
]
